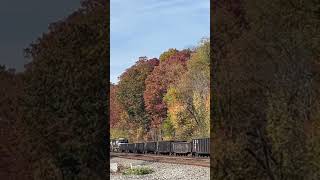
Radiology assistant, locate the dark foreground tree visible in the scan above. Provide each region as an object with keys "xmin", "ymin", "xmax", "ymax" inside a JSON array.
[
  {"xmin": 0, "ymin": 66, "xmax": 32, "ymax": 179},
  {"xmin": 212, "ymin": 0, "xmax": 320, "ymax": 179},
  {"xmin": 22, "ymin": 0, "xmax": 108, "ymax": 179}
]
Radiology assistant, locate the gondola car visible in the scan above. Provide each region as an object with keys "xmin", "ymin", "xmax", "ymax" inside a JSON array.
[
  {"xmin": 135, "ymin": 143, "xmax": 145, "ymax": 153},
  {"xmin": 127, "ymin": 143, "xmax": 135, "ymax": 153},
  {"xmin": 172, "ymin": 141, "xmax": 192, "ymax": 156},
  {"xmin": 157, "ymin": 141, "xmax": 175, "ymax": 155},
  {"xmin": 192, "ymin": 138, "xmax": 210, "ymax": 157},
  {"xmin": 144, "ymin": 141, "xmax": 157, "ymax": 154}
]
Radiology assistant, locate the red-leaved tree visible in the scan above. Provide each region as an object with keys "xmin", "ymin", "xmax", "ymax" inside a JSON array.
[{"xmin": 144, "ymin": 50, "xmax": 191, "ymax": 134}]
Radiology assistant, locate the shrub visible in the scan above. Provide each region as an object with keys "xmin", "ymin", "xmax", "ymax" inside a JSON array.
[{"xmin": 122, "ymin": 166, "xmax": 154, "ymax": 175}]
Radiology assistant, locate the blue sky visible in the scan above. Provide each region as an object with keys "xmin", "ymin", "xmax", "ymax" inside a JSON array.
[
  {"xmin": 0, "ymin": 0, "xmax": 81, "ymax": 71},
  {"xmin": 111, "ymin": 0, "xmax": 210, "ymax": 84}
]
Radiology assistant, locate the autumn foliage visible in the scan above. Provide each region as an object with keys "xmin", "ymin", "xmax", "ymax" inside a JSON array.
[
  {"xmin": 111, "ymin": 40, "xmax": 210, "ymax": 142},
  {"xmin": 144, "ymin": 50, "xmax": 190, "ymax": 128}
]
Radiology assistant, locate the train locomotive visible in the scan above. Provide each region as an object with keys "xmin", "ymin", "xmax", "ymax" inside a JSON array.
[
  {"xmin": 114, "ymin": 137, "xmax": 210, "ymax": 157},
  {"xmin": 110, "ymin": 138, "xmax": 128, "ymax": 152}
]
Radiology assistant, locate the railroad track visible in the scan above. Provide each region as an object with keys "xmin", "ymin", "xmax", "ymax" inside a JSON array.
[{"xmin": 110, "ymin": 152, "xmax": 210, "ymax": 167}]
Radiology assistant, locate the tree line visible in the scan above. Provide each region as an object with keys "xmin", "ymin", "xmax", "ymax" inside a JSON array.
[{"xmin": 110, "ymin": 38, "xmax": 210, "ymax": 142}]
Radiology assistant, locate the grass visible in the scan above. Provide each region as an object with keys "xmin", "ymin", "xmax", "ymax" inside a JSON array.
[{"xmin": 122, "ymin": 166, "xmax": 154, "ymax": 175}]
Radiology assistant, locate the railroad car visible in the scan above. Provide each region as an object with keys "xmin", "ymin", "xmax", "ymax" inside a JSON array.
[
  {"xmin": 127, "ymin": 143, "xmax": 135, "ymax": 153},
  {"xmin": 157, "ymin": 141, "xmax": 174, "ymax": 155},
  {"xmin": 144, "ymin": 141, "xmax": 157, "ymax": 154},
  {"xmin": 172, "ymin": 141, "xmax": 192, "ymax": 156},
  {"xmin": 192, "ymin": 138, "xmax": 210, "ymax": 157},
  {"xmin": 119, "ymin": 143, "xmax": 128, "ymax": 153},
  {"xmin": 135, "ymin": 143, "xmax": 145, "ymax": 153},
  {"xmin": 110, "ymin": 138, "xmax": 128, "ymax": 152}
]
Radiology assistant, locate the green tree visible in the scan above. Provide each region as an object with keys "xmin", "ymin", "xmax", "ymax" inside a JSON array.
[
  {"xmin": 116, "ymin": 58, "xmax": 159, "ymax": 141},
  {"xmin": 110, "ymin": 83, "xmax": 124, "ymax": 128}
]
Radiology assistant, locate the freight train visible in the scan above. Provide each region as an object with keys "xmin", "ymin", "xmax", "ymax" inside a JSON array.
[{"xmin": 111, "ymin": 138, "xmax": 210, "ymax": 157}]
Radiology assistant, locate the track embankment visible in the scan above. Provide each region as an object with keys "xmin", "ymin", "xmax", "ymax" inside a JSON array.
[{"xmin": 110, "ymin": 152, "xmax": 210, "ymax": 167}]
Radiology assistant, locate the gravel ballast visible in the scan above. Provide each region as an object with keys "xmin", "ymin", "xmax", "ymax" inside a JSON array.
[{"xmin": 110, "ymin": 157, "xmax": 210, "ymax": 180}]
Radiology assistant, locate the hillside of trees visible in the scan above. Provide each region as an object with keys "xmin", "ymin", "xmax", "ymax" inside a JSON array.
[{"xmin": 110, "ymin": 38, "xmax": 210, "ymax": 142}]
